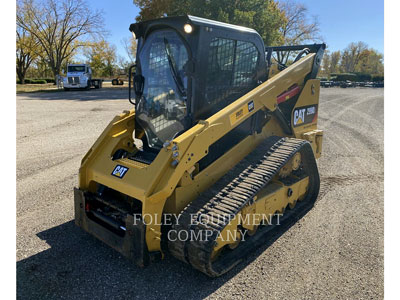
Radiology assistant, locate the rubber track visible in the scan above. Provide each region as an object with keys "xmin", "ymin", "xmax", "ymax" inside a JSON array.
[{"xmin": 168, "ymin": 136, "xmax": 320, "ymax": 277}]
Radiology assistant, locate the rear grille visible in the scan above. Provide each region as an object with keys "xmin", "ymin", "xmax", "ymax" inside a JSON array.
[{"xmin": 68, "ymin": 76, "xmax": 80, "ymax": 84}]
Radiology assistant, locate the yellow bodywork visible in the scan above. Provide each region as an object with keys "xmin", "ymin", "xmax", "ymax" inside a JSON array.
[{"xmin": 78, "ymin": 52, "xmax": 323, "ymax": 253}]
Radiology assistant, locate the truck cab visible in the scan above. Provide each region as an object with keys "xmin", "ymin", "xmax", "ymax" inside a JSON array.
[{"xmin": 63, "ymin": 64, "xmax": 102, "ymax": 90}]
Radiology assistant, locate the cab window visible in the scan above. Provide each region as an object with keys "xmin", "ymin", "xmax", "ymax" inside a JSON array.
[{"xmin": 205, "ymin": 38, "xmax": 259, "ymax": 106}]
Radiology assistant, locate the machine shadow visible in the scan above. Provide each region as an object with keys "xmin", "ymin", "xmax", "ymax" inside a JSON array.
[
  {"xmin": 18, "ymin": 87, "xmax": 129, "ymax": 102},
  {"xmin": 17, "ymin": 212, "xmax": 307, "ymax": 299}
]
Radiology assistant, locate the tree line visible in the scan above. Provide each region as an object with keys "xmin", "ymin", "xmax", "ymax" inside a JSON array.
[
  {"xmin": 16, "ymin": 0, "xmax": 137, "ymax": 84},
  {"xmin": 17, "ymin": 0, "xmax": 322, "ymax": 84},
  {"xmin": 319, "ymin": 41, "xmax": 384, "ymax": 80},
  {"xmin": 17, "ymin": 0, "xmax": 382, "ymax": 85}
]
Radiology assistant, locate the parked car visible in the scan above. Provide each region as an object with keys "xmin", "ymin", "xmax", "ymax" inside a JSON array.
[
  {"xmin": 320, "ymin": 80, "xmax": 333, "ymax": 88},
  {"xmin": 340, "ymin": 80, "xmax": 354, "ymax": 88}
]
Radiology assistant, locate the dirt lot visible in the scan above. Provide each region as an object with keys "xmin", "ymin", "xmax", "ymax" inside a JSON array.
[{"xmin": 16, "ymin": 87, "xmax": 384, "ymax": 299}]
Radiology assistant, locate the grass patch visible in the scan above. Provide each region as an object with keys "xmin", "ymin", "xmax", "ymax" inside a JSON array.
[
  {"xmin": 16, "ymin": 81, "xmax": 128, "ymax": 94},
  {"xmin": 17, "ymin": 83, "xmax": 59, "ymax": 94}
]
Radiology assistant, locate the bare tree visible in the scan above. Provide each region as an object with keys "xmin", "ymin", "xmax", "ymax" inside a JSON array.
[
  {"xmin": 340, "ymin": 42, "xmax": 368, "ymax": 73},
  {"xmin": 329, "ymin": 51, "xmax": 341, "ymax": 74},
  {"xmin": 17, "ymin": 0, "xmax": 105, "ymax": 80},
  {"xmin": 279, "ymin": 0, "xmax": 321, "ymax": 44},
  {"xmin": 121, "ymin": 36, "xmax": 138, "ymax": 63},
  {"xmin": 117, "ymin": 55, "xmax": 130, "ymax": 75},
  {"xmin": 276, "ymin": 0, "xmax": 321, "ymax": 65},
  {"xmin": 320, "ymin": 50, "xmax": 330, "ymax": 76}
]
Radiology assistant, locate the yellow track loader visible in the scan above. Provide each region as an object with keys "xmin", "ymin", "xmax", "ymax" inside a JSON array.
[{"xmin": 74, "ymin": 15, "xmax": 325, "ymax": 277}]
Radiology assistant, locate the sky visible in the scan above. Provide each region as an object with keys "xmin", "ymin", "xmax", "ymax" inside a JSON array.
[
  {"xmin": 92, "ymin": 1, "xmax": 140, "ymax": 60},
  {"xmin": 305, "ymin": 0, "xmax": 384, "ymax": 53},
  {"xmin": 92, "ymin": 0, "xmax": 384, "ymax": 59}
]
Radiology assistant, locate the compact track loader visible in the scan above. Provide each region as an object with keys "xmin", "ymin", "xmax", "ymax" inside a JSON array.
[{"xmin": 74, "ymin": 15, "xmax": 325, "ymax": 277}]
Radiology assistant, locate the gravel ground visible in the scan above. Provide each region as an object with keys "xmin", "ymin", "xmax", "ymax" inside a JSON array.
[{"xmin": 16, "ymin": 87, "xmax": 384, "ymax": 299}]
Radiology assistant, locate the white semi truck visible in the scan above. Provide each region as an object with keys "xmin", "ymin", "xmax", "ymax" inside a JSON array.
[{"xmin": 63, "ymin": 64, "xmax": 103, "ymax": 90}]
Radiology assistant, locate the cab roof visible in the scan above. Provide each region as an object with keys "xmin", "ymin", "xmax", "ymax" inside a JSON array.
[{"xmin": 129, "ymin": 15, "xmax": 260, "ymax": 39}]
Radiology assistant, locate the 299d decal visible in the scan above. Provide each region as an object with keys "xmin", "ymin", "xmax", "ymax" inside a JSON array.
[{"xmin": 293, "ymin": 104, "xmax": 318, "ymax": 127}]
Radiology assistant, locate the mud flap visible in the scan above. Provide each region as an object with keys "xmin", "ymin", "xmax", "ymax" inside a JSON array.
[{"xmin": 74, "ymin": 188, "xmax": 150, "ymax": 267}]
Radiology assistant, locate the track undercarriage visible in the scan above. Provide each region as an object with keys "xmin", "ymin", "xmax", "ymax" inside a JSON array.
[{"xmin": 169, "ymin": 136, "xmax": 320, "ymax": 277}]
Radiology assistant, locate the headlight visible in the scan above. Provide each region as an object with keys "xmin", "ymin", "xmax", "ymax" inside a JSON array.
[{"xmin": 184, "ymin": 24, "xmax": 193, "ymax": 34}]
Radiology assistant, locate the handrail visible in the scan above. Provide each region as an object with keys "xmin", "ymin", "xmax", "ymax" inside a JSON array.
[{"xmin": 128, "ymin": 63, "xmax": 136, "ymax": 105}]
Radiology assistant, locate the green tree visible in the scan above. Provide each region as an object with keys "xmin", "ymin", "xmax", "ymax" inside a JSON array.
[
  {"xmin": 133, "ymin": 0, "xmax": 171, "ymax": 21},
  {"xmin": 133, "ymin": 0, "xmax": 285, "ymax": 46},
  {"xmin": 354, "ymin": 48, "xmax": 384, "ymax": 75}
]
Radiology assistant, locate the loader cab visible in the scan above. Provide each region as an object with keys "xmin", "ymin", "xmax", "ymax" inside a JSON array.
[{"xmin": 130, "ymin": 15, "xmax": 267, "ymax": 150}]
